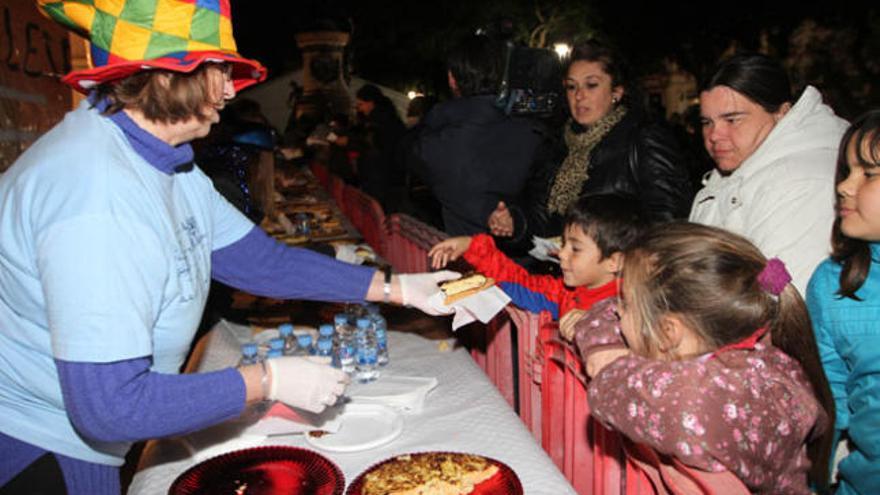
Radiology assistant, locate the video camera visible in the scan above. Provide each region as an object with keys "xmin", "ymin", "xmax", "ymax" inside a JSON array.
[{"xmin": 496, "ymin": 44, "xmax": 562, "ymax": 116}]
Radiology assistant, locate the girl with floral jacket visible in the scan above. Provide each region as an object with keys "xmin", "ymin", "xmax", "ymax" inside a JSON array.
[{"xmin": 575, "ymin": 223, "xmax": 834, "ymax": 494}]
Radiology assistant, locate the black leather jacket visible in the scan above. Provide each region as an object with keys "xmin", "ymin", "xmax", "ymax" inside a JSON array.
[{"xmin": 501, "ymin": 110, "xmax": 693, "ymax": 252}]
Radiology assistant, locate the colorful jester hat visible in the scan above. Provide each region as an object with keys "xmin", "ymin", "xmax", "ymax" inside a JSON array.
[{"xmin": 37, "ymin": 0, "xmax": 267, "ymax": 93}]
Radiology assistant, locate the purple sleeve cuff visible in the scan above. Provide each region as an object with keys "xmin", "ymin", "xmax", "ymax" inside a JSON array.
[
  {"xmin": 56, "ymin": 358, "xmax": 245, "ymax": 443},
  {"xmin": 212, "ymin": 227, "xmax": 376, "ymax": 302}
]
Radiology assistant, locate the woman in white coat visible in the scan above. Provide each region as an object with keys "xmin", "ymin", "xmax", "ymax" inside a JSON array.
[{"xmin": 691, "ymin": 54, "xmax": 849, "ymax": 293}]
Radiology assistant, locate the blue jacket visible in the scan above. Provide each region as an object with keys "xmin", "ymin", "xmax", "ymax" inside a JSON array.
[{"xmin": 806, "ymin": 245, "xmax": 880, "ymax": 494}]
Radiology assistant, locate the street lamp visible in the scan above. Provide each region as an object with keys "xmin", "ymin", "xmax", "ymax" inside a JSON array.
[{"xmin": 553, "ymin": 43, "xmax": 571, "ymax": 59}]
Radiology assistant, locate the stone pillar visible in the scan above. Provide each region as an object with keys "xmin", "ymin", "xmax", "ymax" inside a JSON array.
[{"xmin": 294, "ymin": 31, "xmax": 351, "ymax": 122}]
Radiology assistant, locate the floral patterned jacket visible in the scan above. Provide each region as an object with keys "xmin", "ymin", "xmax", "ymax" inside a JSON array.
[{"xmin": 575, "ymin": 299, "xmax": 829, "ymax": 494}]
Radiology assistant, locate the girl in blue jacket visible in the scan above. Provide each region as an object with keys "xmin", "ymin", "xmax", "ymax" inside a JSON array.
[{"xmin": 807, "ymin": 109, "xmax": 880, "ymax": 494}]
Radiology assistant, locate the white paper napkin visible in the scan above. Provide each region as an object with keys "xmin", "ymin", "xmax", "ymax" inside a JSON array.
[
  {"xmin": 427, "ymin": 286, "xmax": 511, "ymax": 330},
  {"xmin": 347, "ymin": 375, "xmax": 438, "ymax": 414},
  {"xmin": 242, "ymin": 401, "xmax": 343, "ymax": 437},
  {"xmin": 335, "ymin": 244, "xmax": 360, "ymax": 264},
  {"xmin": 529, "ymin": 235, "xmax": 561, "ymax": 264}
]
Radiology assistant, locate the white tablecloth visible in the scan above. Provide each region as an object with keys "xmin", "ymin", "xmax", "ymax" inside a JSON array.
[{"xmin": 127, "ymin": 321, "xmax": 575, "ymax": 494}]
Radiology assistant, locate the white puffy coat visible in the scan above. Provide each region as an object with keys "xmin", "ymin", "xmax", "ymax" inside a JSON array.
[{"xmin": 689, "ymin": 86, "xmax": 849, "ymax": 294}]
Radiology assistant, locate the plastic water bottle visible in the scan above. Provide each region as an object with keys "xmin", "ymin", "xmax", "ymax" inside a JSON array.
[
  {"xmin": 354, "ymin": 317, "xmax": 371, "ymax": 350},
  {"xmin": 294, "ymin": 212, "xmax": 311, "ymax": 236},
  {"xmin": 315, "ymin": 337, "xmax": 333, "ymax": 359},
  {"xmin": 355, "ymin": 346, "xmax": 379, "ymax": 383},
  {"xmin": 354, "ymin": 318, "xmax": 380, "ymax": 382},
  {"xmin": 239, "ymin": 342, "xmax": 260, "ymax": 366},
  {"xmin": 318, "ymin": 324, "xmax": 334, "ymax": 340},
  {"xmin": 279, "ymin": 323, "xmax": 298, "ymax": 356},
  {"xmin": 296, "ymin": 334, "xmax": 314, "ymax": 356},
  {"xmin": 375, "ymin": 326, "xmax": 389, "ymax": 366},
  {"xmin": 333, "ymin": 314, "xmax": 356, "ymax": 374},
  {"xmin": 365, "ymin": 306, "xmax": 390, "ymax": 366},
  {"xmin": 268, "ymin": 337, "xmax": 284, "ymax": 357}
]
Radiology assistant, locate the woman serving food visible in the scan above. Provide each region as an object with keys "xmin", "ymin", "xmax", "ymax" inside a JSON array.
[{"xmin": 0, "ymin": 2, "xmax": 456, "ymax": 493}]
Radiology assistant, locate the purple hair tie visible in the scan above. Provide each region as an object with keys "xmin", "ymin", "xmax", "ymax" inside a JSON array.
[{"xmin": 757, "ymin": 257, "xmax": 791, "ymax": 296}]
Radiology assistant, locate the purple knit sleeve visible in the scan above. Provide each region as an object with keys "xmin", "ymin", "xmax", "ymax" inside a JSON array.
[
  {"xmin": 212, "ymin": 227, "xmax": 376, "ymax": 302},
  {"xmin": 56, "ymin": 358, "xmax": 245, "ymax": 443}
]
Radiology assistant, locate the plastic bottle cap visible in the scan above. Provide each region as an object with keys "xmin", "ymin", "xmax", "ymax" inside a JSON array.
[
  {"xmin": 334, "ymin": 314, "xmax": 348, "ymax": 325},
  {"xmin": 319, "ymin": 324, "xmax": 334, "ymax": 336},
  {"xmin": 317, "ymin": 339, "xmax": 332, "ymax": 350},
  {"xmin": 356, "ymin": 318, "xmax": 371, "ymax": 329},
  {"xmin": 241, "ymin": 343, "xmax": 258, "ymax": 355},
  {"xmin": 278, "ymin": 323, "xmax": 294, "ymax": 336},
  {"xmin": 269, "ymin": 338, "xmax": 284, "ymax": 350},
  {"xmin": 297, "ymin": 334, "xmax": 313, "ymax": 346}
]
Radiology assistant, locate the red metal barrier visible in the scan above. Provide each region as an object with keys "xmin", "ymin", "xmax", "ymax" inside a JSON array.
[
  {"xmin": 309, "ymin": 162, "xmax": 330, "ymax": 190},
  {"xmin": 539, "ymin": 323, "xmax": 641, "ymax": 495},
  {"xmin": 329, "ymin": 174, "xmax": 345, "ymax": 212},
  {"xmin": 384, "ymin": 213, "xmax": 448, "ymax": 273},
  {"xmin": 340, "ymin": 186, "xmax": 388, "ymax": 257},
  {"xmin": 341, "ymin": 184, "xmax": 362, "ymax": 229},
  {"xmin": 506, "ymin": 307, "xmax": 552, "ymax": 443}
]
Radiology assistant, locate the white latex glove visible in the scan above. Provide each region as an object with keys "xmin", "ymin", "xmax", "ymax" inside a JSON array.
[
  {"xmin": 266, "ymin": 356, "xmax": 349, "ymax": 413},
  {"xmin": 399, "ymin": 270, "xmax": 461, "ymax": 316}
]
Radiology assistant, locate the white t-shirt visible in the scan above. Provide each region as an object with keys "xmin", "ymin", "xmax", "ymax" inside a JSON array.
[{"xmin": 0, "ymin": 101, "xmax": 252, "ymax": 464}]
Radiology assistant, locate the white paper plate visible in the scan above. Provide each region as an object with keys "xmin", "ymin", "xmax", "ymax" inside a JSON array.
[{"xmin": 304, "ymin": 403, "xmax": 403, "ymax": 453}]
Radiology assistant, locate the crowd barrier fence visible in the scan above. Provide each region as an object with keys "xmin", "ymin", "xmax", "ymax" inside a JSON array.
[{"xmin": 309, "ymin": 161, "xmax": 330, "ymax": 189}]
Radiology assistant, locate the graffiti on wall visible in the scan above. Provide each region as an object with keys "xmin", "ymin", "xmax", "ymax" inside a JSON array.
[{"xmin": 0, "ymin": 0, "xmax": 73, "ymax": 172}]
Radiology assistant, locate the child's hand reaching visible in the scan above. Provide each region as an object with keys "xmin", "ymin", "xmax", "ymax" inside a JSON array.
[
  {"xmin": 428, "ymin": 236, "xmax": 472, "ymax": 270},
  {"xmin": 559, "ymin": 309, "xmax": 587, "ymax": 341}
]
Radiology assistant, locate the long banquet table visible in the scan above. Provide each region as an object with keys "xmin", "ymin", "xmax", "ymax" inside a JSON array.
[{"xmin": 128, "ymin": 321, "xmax": 576, "ymax": 494}]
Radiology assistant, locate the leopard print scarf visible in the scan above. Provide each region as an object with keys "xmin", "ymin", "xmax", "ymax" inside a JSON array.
[{"xmin": 546, "ymin": 105, "xmax": 627, "ymax": 215}]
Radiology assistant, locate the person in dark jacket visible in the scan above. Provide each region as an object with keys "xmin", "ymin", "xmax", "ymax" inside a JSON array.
[
  {"xmin": 195, "ymin": 99, "xmax": 276, "ymax": 224},
  {"xmin": 352, "ymin": 84, "xmax": 406, "ymax": 211},
  {"xmin": 488, "ymin": 41, "xmax": 693, "ymax": 251},
  {"xmin": 406, "ymin": 35, "xmax": 553, "ymax": 237}
]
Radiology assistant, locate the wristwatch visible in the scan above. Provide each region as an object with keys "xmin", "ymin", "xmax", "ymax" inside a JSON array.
[{"xmin": 383, "ymin": 265, "xmax": 392, "ymax": 303}]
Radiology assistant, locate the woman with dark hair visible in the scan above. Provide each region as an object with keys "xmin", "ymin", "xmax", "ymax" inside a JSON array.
[
  {"xmin": 488, "ymin": 40, "xmax": 693, "ymax": 250},
  {"xmin": 690, "ymin": 53, "xmax": 849, "ymax": 293},
  {"xmin": 807, "ymin": 110, "xmax": 880, "ymax": 495}
]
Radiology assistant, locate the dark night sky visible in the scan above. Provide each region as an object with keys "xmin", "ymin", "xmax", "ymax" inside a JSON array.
[{"xmin": 230, "ymin": 0, "xmax": 877, "ymax": 96}]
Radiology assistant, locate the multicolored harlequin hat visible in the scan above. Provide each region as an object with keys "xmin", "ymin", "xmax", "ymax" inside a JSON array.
[{"xmin": 36, "ymin": 0, "xmax": 267, "ymax": 93}]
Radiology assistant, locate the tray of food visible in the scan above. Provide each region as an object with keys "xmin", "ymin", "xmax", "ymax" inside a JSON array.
[{"xmin": 346, "ymin": 451, "xmax": 521, "ymax": 495}]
